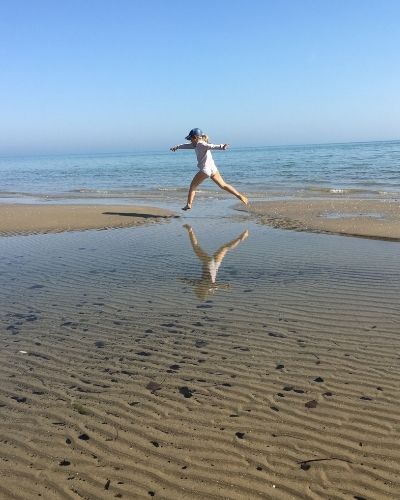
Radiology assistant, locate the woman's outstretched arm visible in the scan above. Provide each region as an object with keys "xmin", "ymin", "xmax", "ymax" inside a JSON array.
[{"xmin": 170, "ymin": 143, "xmax": 195, "ymax": 151}]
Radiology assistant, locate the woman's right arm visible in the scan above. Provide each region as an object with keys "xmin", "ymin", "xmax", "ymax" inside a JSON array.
[{"xmin": 170, "ymin": 143, "xmax": 195, "ymax": 152}]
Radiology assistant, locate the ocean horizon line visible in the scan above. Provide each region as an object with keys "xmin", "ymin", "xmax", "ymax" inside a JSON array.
[{"xmin": 1, "ymin": 137, "xmax": 399, "ymax": 160}]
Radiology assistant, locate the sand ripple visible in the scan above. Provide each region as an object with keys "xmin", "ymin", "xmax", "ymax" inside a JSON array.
[{"xmin": 1, "ymin": 223, "xmax": 400, "ymax": 498}]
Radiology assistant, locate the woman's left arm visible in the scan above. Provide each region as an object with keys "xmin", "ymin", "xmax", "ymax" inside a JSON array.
[{"xmin": 204, "ymin": 143, "xmax": 229, "ymax": 150}]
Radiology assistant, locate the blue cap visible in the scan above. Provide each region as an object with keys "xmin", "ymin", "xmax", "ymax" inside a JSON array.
[{"xmin": 185, "ymin": 128, "xmax": 203, "ymax": 140}]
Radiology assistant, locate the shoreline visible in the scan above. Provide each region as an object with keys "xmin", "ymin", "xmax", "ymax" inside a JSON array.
[
  {"xmin": 2, "ymin": 197, "xmax": 400, "ymax": 242},
  {"xmin": 0, "ymin": 204, "xmax": 178, "ymax": 236},
  {"xmin": 246, "ymin": 199, "xmax": 400, "ymax": 241}
]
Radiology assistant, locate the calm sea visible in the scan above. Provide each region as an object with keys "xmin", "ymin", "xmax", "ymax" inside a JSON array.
[{"xmin": 0, "ymin": 140, "xmax": 399, "ymax": 202}]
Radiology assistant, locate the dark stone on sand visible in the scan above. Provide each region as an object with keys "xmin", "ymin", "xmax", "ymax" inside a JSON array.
[
  {"xmin": 196, "ymin": 304, "xmax": 212, "ymax": 308},
  {"xmin": 323, "ymin": 392, "xmax": 333, "ymax": 397},
  {"xmin": 235, "ymin": 432, "xmax": 245, "ymax": 439},
  {"xmin": 300, "ymin": 462, "xmax": 311, "ymax": 470},
  {"xmin": 25, "ymin": 315, "xmax": 38, "ymax": 321},
  {"xmin": 293, "ymin": 389, "xmax": 305, "ymax": 394},
  {"xmin": 29, "ymin": 284, "xmax": 45, "ymax": 289},
  {"xmin": 256, "ymin": 466, "xmax": 262, "ymax": 471},
  {"xmin": 151, "ymin": 441, "xmax": 159, "ymax": 447},
  {"xmin": 137, "ymin": 351, "xmax": 151, "ymax": 356},
  {"xmin": 283, "ymin": 386, "xmax": 293, "ymax": 391},
  {"xmin": 59, "ymin": 459, "xmax": 70, "ymax": 466},
  {"xmin": 79, "ymin": 433, "xmax": 90, "ymax": 441},
  {"xmin": 354, "ymin": 496, "xmax": 367, "ymax": 500},
  {"xmin": 360, "ymin": 396, "xmax": 373, "ymax": 401},
  {"xmin": 179, "ymin": 387, "xmax": 193, "ymax": 398},
  {"xmin": 305, "ymin": 400, "xmax": 318, "ymax": 409},
  {"xmin": 268, "ymin": 332, "xmax": 286, "ymax": 338},
  {"xmin": 104, "ymin": 479, "xmax": 111, "ymax": 490},
  {"xmin": 146, "ymin": 381, "xmax": 162, "ymax": 393},
  {"xmin": 6, "ymin": 325, "xmax": 19, "ymax": 334},
  {"xmin": 276, "ymin": 364, "xmax": 284, "ymax": 370},
  {"xmin": 28, "ymin": 352, "xmax": 50, "ymax": 360},
  {"xmin": 145, "ymin": 329, "xmax": 153, "ymax": 333},
  {"xmin": 66, "ymin": 438, "xmax": 72, "ymax": 444},
  {"xmin": 195, "ymin": 340, "xmax": 208, "ymax": 348},
  {"xmin": 11, "ymin": 396, "xmax": 27, "ymax": 403},
  {"xmin": 314, "ymin": 377, "xmax": 324, "ymax": 383},
  {"xmin": 271, "ymin": 406, "xmax": 280, "ymax": 412},
  {"xmin": 148, "ymin": 492, "xmax": 155, "ymax": 497},
  {"xmin": 169, "ymin": 365, "xmax": 180, "ymax": 370}
]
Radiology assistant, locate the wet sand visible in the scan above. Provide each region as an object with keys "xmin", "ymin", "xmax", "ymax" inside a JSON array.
[
  {"xmin": 0, "ymin": 211, "xmax": 400, "ymax": 498},
  {"xmin": 247, "ymin": 199, "xmax": 400, "ymax": 240},
  {"xmin": 0, "ymin": 204, "xmax": 177, "ymax": 236}
]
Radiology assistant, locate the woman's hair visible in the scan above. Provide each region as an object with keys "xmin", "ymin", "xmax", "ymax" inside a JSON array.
[{"xmin": 192, "ymin": 134, "xmax": 210, "ymax": 144}]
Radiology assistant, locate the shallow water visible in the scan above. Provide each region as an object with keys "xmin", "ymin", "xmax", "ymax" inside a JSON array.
[{"xmin": 1, "ymin": 200, "xmax": 399, "ymax": 332}]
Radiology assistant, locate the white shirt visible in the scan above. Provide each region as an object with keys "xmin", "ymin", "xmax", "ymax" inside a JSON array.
[{"xmin": 177, "ymin": 140, "xmax": 225, "ymax": 172}]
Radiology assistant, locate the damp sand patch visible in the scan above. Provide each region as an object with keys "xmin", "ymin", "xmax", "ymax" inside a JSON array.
[
  {"xmin": 0, "ymin": 204, "xmax": 178, "ymax": 236},
  {"xmin": 245, "ymin": 199, "xmax": 400, "ymax": 240}
]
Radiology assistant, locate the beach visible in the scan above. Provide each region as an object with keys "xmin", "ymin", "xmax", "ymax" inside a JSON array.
[
  {"xmin": 1, "ymin": 199, "xmax": 400, "ymax": 499},
  {"xmin": 3, "ymin": 0, "xmax": 400, "ymax": 494},
  {"xmin": 247, "ymin": 198, "xmax": 400, "ymax": 240},
  {"xmin": 0, "ymin": 204, "xmax": 176, "ymax": 236}
]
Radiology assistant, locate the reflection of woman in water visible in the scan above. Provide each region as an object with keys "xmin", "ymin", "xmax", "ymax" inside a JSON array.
[{"xmin": 181, "ymin": 224, "xmax": 249, "ymax": 300}]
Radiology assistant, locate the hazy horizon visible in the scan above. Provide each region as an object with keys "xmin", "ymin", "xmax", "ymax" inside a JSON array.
[{"xmin": 0, "ymin": 137, "xmax": 399, "ymax": 159}]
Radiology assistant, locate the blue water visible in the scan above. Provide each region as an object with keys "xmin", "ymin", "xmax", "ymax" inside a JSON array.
[{"xmin": 0, "ymin": 140, "xmax": 399, "ymax": 201}]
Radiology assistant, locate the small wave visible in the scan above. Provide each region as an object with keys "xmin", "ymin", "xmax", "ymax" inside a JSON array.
[
  {"xmin": 305, "ymin": 186, "xmax": 379, "ymax": 195},
  {"xmin": 157, "ymin": 187, "xmax": 187, "ymax": 193},
  {"xmin": 68, "ymin": 188, "xmax": 116, "ymax": 194}
]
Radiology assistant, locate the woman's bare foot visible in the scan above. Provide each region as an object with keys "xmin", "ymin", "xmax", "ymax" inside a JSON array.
[
  {"xmin": 240, "ymin": 195, "xmax": 249, "ymax": 206},
  {"xmin": 182, "ymin": 204, "xmax": 192, "ymax": 211}
]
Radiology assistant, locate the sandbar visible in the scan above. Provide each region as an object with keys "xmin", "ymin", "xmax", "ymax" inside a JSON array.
[
  {"xmin": 247, "ymin": 199, "xmax": 400, "ymax": 240},
  {"xmin": 0, "ymin": 204, "xmax": 177, "ymax": 236}
]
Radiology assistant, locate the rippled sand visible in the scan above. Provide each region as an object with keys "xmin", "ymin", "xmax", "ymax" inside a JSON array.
[{"xmin": 1, "ymin": 209, "xmax": 400, "ymax": 499}]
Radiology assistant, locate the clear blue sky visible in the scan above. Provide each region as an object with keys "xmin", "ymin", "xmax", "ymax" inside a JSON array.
[{"xmin": 1, "ymin": 0, "xmax": 399, "ymax": 154}]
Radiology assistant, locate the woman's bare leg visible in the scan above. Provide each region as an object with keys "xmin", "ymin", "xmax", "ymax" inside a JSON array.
[
  {"xmin": 183, "ymin": 171, "xmax": 209, "ymax": 210},
  {"xmin": 211, "ymin": 171, "xmax": 249, "ymax": 205}
]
